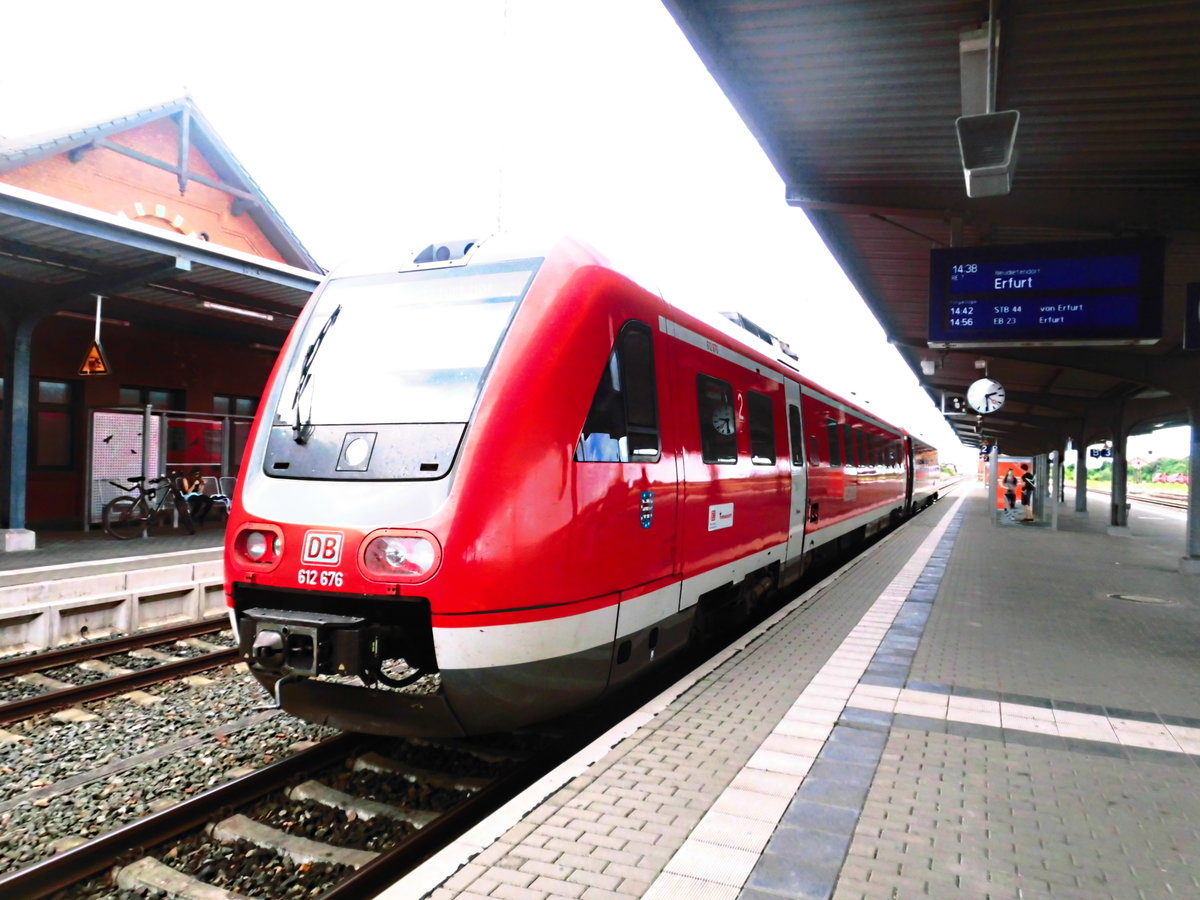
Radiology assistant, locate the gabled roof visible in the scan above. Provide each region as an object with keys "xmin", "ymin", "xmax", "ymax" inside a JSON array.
[{"xmin": 0, "ymin": 96, "xmax": 322, "ymax": 273}]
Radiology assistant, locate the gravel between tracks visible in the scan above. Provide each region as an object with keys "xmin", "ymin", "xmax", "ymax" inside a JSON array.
[{"xmin": 0, "ymin": 663, "xmax": 336, "ymax": 875}]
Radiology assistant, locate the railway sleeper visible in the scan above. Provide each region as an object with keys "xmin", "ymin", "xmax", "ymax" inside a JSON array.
[
  {"xmin": 353, "ymin": 750, "xmax": 492, "ymax": 792},
  {"xmin": 15, "ymin": 672, "xmax": 71, "ymax": 692},
  {"xmin": 410, "ymin": 735, "xmax": 531, "ymax": 764},
  {"xmin": 209, "ymin": 812, "xmax": 379, "ymax": 869},
  {"xmin": 116, "ymin": 856, "xmax": 253, "ymax": 900},
  {"xmin": 288, "ymin": 779, "xmax": 439, "ymax": 827},
  {"xmin": 76, "ymin": 658, "xmax": 134, "ymax": 677}
]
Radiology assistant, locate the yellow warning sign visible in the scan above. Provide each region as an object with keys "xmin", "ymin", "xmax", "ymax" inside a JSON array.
[{"xmin": 79, "ymin": 341, "xmax": 111, "ymax": 376}]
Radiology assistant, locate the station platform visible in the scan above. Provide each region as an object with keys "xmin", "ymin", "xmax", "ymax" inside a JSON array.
[
  {"xmin": 0, "ymin": 525, "xmax": 223, "ymax": 584},
  {"xmin": 394, "ymin": 482, "xmax": 1200, "ymax": 900}
]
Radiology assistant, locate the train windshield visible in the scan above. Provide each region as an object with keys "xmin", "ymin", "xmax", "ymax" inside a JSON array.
[{"xmin": 274, "ymin": 260, "xmax": 539, "ymax": 426}]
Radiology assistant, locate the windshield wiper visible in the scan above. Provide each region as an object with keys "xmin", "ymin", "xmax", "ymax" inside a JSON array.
[{"xmin": 291, "ymin": 304, "xmax": 341, "ymax": 444}]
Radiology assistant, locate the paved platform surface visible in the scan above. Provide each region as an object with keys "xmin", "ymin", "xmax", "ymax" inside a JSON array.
[
  {"xmin": 388, "ymin": 483, "xmax": 1200, "ymax": 900},
  {"xmin": 0, "ymin": 524, "xmax": 223, "ymax": 583}
]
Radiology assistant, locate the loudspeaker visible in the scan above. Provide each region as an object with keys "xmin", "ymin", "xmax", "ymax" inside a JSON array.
[{"xmin": 956, "ymin": 110, "xmax": 1019, "ymax": 198}]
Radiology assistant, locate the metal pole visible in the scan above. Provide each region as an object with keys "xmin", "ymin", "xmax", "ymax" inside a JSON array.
[
  {"xmin": 989, "ymin": 445, "xmax": 999, "ymax": 524},
  {"xmin": 1181, "ymin": 399, "xmax": 1200, "ymax": 574},
  {"xmin": 142, "ymin": 404, "xmax": 153, "ymax": 483}
]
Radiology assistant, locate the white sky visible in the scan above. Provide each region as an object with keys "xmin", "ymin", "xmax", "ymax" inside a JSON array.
[{"xmin": 3, "ymin": 1, "xmax": 1190, "ymax": 467}]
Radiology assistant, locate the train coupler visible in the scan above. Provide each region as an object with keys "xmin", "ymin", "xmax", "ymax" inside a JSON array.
[{"xmin": 241, "ymin": 607, "xmax": 369, "ymax": 678}]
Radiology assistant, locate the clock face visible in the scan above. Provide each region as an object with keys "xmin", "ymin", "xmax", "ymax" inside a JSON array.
[
  {"xmin": 966, "ymin": 377, "xmax": 1006, "ymax": 414},
  {"xmin": 711, "ymin": 405, "xmax": 736, "ymax": 435}
]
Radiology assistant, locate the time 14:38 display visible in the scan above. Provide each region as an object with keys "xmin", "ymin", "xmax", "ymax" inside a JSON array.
[{"xmin": 928, "ymin": 240, "xmax": 1163, "ymax": 347}]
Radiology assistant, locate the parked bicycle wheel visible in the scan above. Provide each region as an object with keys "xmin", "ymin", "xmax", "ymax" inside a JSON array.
[{"xmin": 103, "ymin": 495, "xmax": 147, "ymax": 540}]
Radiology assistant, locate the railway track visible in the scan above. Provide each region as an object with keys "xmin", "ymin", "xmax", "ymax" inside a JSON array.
[
  {"xmin": 1085, "ymin": 487, "xmax": 1188, "ymax": 510},
  {"xmin": 2, "ymin": 726, "xmax": 559, "ymax": 899},
  {"xmin": 0, "ymin": 619, "xmax": 237, "ymax": 725},
  {"xmin": 0, "ymin": 501, "xmax": 955, "ymax": 898}
]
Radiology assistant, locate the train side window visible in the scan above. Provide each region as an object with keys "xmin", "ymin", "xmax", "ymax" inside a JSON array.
[
  {"xmin": 787, "ymin": 404, "xmax": 804, "ymax": 466},
  {"xmin": 697, "ymin": 374, "xmax": 737, "ymax": 464},
  {"xmin": 807, "ymin": 434, "xmax": 820, "ymax": 466},
  {"xmin": 825, "ymin": 417, "xmax": 842, "ymax": 467},
  {"xmin": 747, "ymin": 391, "xmax": 775, "ymax": 465},
  {"xmin": 575, "ymin": 321, "xmax": 660, "ymax": 463},
  {"xmin": 842, "ymin": 423, "xmax": 857, "ymax": 467}
]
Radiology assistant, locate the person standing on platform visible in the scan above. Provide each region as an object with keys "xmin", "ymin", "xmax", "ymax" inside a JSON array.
[
  {"xmin": 1002, "ymin": 466, "xmax": 1018, "ymax": 511},
  {"xmin": 1020, "ymin": 462, "xmax": 1035, "ymax": 522}
]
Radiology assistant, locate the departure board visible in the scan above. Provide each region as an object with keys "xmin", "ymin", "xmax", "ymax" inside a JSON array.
[{"xmin": 928, "ymin": 239, "xmax": 1164, "ymax": 347}]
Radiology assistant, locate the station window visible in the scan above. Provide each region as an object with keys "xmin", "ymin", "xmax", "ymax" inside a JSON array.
[
  {"xmin": 697, "ymin": 374, "xmax": 737, "ymax": 464},
  {"xmin": 747, "ymin": 391, "xmax": 776, "ymax": 465},
  {"xmin": 33, "ymin": 378, "xmax": 77, "ymax": 469},
  {"xmin": 575, "ymin": 321, "xmax": 660, "ymax": 463},
  {"xmin": 215, "ymin": 394, "xmax": 259, "ymax": 418},
  {"xmin": 120, "ymin": 385, "xmax": 182, "ymax": 410},
  {"xmin": 787, "ymin": 405, "xmax": 804, "ymax": 466},
  {"xmin": 825, "ymin": 417, "xmax": 842, "ymax": 467}
]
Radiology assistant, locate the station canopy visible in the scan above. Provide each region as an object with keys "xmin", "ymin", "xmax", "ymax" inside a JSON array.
[
  {"xmin": 662, "ymin": 0, "xmax": 1200, "ymax": 455},
  {"xmin": 0, "ymin": 182, "xmax": 320, "ymax": 346}
]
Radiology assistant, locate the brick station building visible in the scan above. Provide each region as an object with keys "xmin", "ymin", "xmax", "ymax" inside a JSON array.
[{"xmin": 0, "ymin": 97, "xmax": 322, "ymax": 543}]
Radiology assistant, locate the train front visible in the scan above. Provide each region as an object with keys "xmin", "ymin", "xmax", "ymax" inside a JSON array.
[{"xmin": 224, "ymin": 239, "xmax": 542, "ymax": 737}]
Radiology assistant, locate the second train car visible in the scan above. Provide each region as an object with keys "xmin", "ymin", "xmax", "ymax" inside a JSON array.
[{"xmin": 225, "ymin": 234, "xmax": 941, "ymax": 737}]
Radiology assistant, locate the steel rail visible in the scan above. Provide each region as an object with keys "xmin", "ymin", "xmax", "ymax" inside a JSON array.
[
  {"xmin": 0, "ymin": 616, "xmax": 230, "ymax": 679},
  {"xmin": 1085, "ymin": 487, "xmax": 1188, "ymax": 510},
  {"xmin": 0, "ymin": 732, "xmax": 365, "ymax": 900},
  {"xmin": 319, "ymin": 733, "xmax": 588, "ymax": 900},
  {"xmin": 0, "ymin": 646, "xmax": 239, "ymax": 726}
]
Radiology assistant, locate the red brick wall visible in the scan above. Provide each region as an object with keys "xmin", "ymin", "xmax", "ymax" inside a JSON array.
[
  {"xmin": 1, "ymin": 118, "xmax": 288, "ymax": 262},
  {"xmin": 23, "ymin": 315, "xmax": 281, "ymax": 524}
]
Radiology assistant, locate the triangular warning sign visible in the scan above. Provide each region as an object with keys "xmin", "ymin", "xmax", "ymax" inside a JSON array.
[{"xmin": 79, "ymin": 340, "xmax": 111, "ymax": 376}]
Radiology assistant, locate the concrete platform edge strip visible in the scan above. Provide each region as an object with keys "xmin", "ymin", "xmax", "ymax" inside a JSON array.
[{"xmin": 648, "ymin": 496, "xmax": 968, "ymax": 900}]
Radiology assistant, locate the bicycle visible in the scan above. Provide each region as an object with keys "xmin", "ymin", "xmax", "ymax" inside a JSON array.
[{"xmin": 102, "ymin": 475, "xmax": 196, "ymax": 540}]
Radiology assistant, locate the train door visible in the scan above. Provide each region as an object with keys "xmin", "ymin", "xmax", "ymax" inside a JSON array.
[
  {"xmin": 903, "ymin": 436, "xmax": 915, "ymax": 512},
  {"xmin": 783, "ymin": 379, "xmax": 808, "ymax": 577}
]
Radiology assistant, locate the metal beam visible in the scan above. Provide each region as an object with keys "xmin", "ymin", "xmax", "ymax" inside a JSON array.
[
  {"xmin": 0, "ymin": 191, "xmax": 320, "ymax": 293},
  {"xmin": 91, "ymin": 138, "xmax": 259, "ymax": 205},
  {"xmin": 787, "ymin": 183, "xmax": 1200, "ymax": 235}
]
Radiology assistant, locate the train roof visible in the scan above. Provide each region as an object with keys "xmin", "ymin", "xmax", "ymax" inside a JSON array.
[{"xmin": 321, "ymin": 231, "xmax": 931, "ymax": 447}]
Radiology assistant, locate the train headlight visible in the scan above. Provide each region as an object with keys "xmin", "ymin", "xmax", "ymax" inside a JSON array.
[
  {"xmin": 234, "ymin": 525, "xmax": 284, "ymax": 570},
  {"xmin": 246, "ymin": 532, "xmax": 269, "ymax": 560},
  {"xmin": 360, "ymin": 529, "xmax": 441, "ymax": 583}
]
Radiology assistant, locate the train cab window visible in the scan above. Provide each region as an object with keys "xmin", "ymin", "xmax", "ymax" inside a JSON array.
[
  {"xmin": 575, "ymin": 321, "xmax": 660, "ymax": 463},
  {"xmin": 697, "ymin": 375, "xmax": 737, "ymax": 464},
  {"xmin": 787, "ymin": 404, "xmax": 804, "ymax": 466},
  {"xmin": 747, "ymin": 391, "xmax": 775, "ymax": 465},
  {"xmin": 825, "ymin": 417, "xmax": 842, "ymax": 467}
]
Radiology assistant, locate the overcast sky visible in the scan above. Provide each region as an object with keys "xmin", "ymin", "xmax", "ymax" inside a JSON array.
[{"xmin": 3, "ymin": 1, "xmax": 1189, "ymax": 464}]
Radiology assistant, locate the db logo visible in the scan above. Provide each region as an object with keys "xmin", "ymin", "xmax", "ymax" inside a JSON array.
[{"xmin": 301, "ymin": 531, "xmax": 344, "ymax": 566}]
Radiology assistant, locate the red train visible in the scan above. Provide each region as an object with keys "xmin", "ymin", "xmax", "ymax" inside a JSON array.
[{"xmin": 224, "ymin": 235, "xmax": 943, "ymax": 737}]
